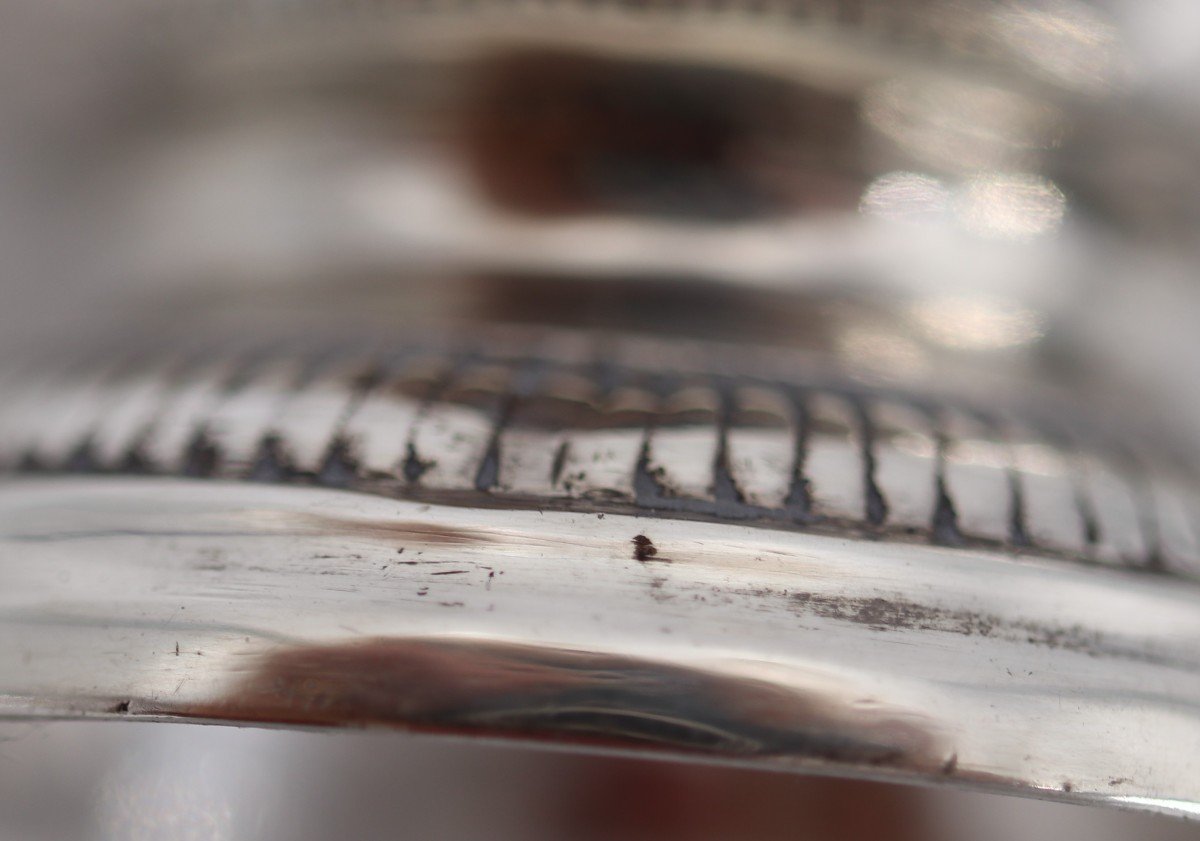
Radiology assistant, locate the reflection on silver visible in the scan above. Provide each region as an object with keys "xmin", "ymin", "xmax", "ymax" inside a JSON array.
[
  {"xmin": 861, "ymin": 80, "xmax": 1063, "ymax": 172},
  {"xmin": 859, "ymin": 172, "xmax": 951, "ymax": 224},
  {"xmin": 908, "ymin": 295, "xmax": 1046, "ymax": 350},
  {"xmin": 1110, "ymin": 797, "xmax": 1200, "ymax": 821},
  {"xmin": 990, "ymin": 0, "xmax": 1126, "ymax": 93},
  {"xmin": 835, "ymin": 323, "xmax": 931, "ymax": 378},
  {"xmin": 956, "ymin": 173, "xmax": 1066, "ymax": 241},
  {"xmin": 101, "ymin": 753, "xmax": 237, "ymax": 841}
]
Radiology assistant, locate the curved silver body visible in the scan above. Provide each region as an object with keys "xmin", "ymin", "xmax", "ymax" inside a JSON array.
[{"xmin": 3, "ymin": 476, "xmax": 1200, "ymax": 816}]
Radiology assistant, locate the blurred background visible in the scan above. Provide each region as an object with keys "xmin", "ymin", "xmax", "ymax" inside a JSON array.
[
  {"xmin": 3, "ymin": 0, "xmax": 1200, "ymax": 443},
  {"xmin": 3, "ymin": 0, "xmax": 1200, "ymax": 423}
]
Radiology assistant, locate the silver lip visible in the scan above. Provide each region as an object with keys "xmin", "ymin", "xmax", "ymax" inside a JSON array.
[
  {"xmin": 2, "ymin": 336, "xmax": 1193, "ymax": 577},
  {"xmin": 4, "ymin": 476, "xmax": 1200, "ymax": 818}
]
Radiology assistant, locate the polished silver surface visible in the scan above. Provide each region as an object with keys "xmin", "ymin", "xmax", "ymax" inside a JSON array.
[
  {"xmin": 4, "ymin": 0, "xmax": 1200, "ymax": 828},
  {"xmin": 3, "ymin": 476, "xmax": 1200, "ymax": 817}
]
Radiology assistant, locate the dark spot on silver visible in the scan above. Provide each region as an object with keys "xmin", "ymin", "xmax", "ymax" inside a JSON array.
[{"xmin": 632, "ymin": 534, "xmax": 658, "ymax": 561}]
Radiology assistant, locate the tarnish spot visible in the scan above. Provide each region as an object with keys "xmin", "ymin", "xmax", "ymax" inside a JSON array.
[
  {"xmin": 788, "ymin": 592, "xmax": 1195, "ymax": 667},
  {"xmin": 298, "ymin": 514, "xmax": 486, "ymax": 546},
  {"xmin": 632, "ymin": 534, "xmax": 659, "ymax": 562}
]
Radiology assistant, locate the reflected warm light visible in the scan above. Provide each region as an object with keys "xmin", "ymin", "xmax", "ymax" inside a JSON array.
[
  {"xmin": 991, "ymin": 0, "xmax": 1124, "ymax": 92},
  {"xmin": 859, "ymin": 172, "xmax": 950, "ymax": 224},
  {"xmin": 956, "ymin": 173, "xmax": 1066, "ymax": 241},
  {"xmin": 908, "ymin": 295, "xmax": 1045, "ymax": 350},
  {"xmin": 862, "ymin": 79, "xmax": 1062, "ymax": 172},
  {"xmin": 836, "ymin": 324, "xmax": 930, "ymax": 378}
]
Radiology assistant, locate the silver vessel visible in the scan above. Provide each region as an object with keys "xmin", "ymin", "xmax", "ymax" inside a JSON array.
[{"xmin": 3, "ymin": 0, "xmax": 1200, "ymax": 829}]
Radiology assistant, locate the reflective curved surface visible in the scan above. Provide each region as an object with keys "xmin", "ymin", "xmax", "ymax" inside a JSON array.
[
  {"xmin": 4, "ymin": 477, "xmax": 1200, "ymax": 815},
  {"xmin": 3, "ymin": 0, "xmax": 1200, "ymax": 827}
]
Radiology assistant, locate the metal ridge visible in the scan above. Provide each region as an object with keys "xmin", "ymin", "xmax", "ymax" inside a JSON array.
[{"xmin": 2, "ymin": 336, "xmax": 1195, "ymax": 579}]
